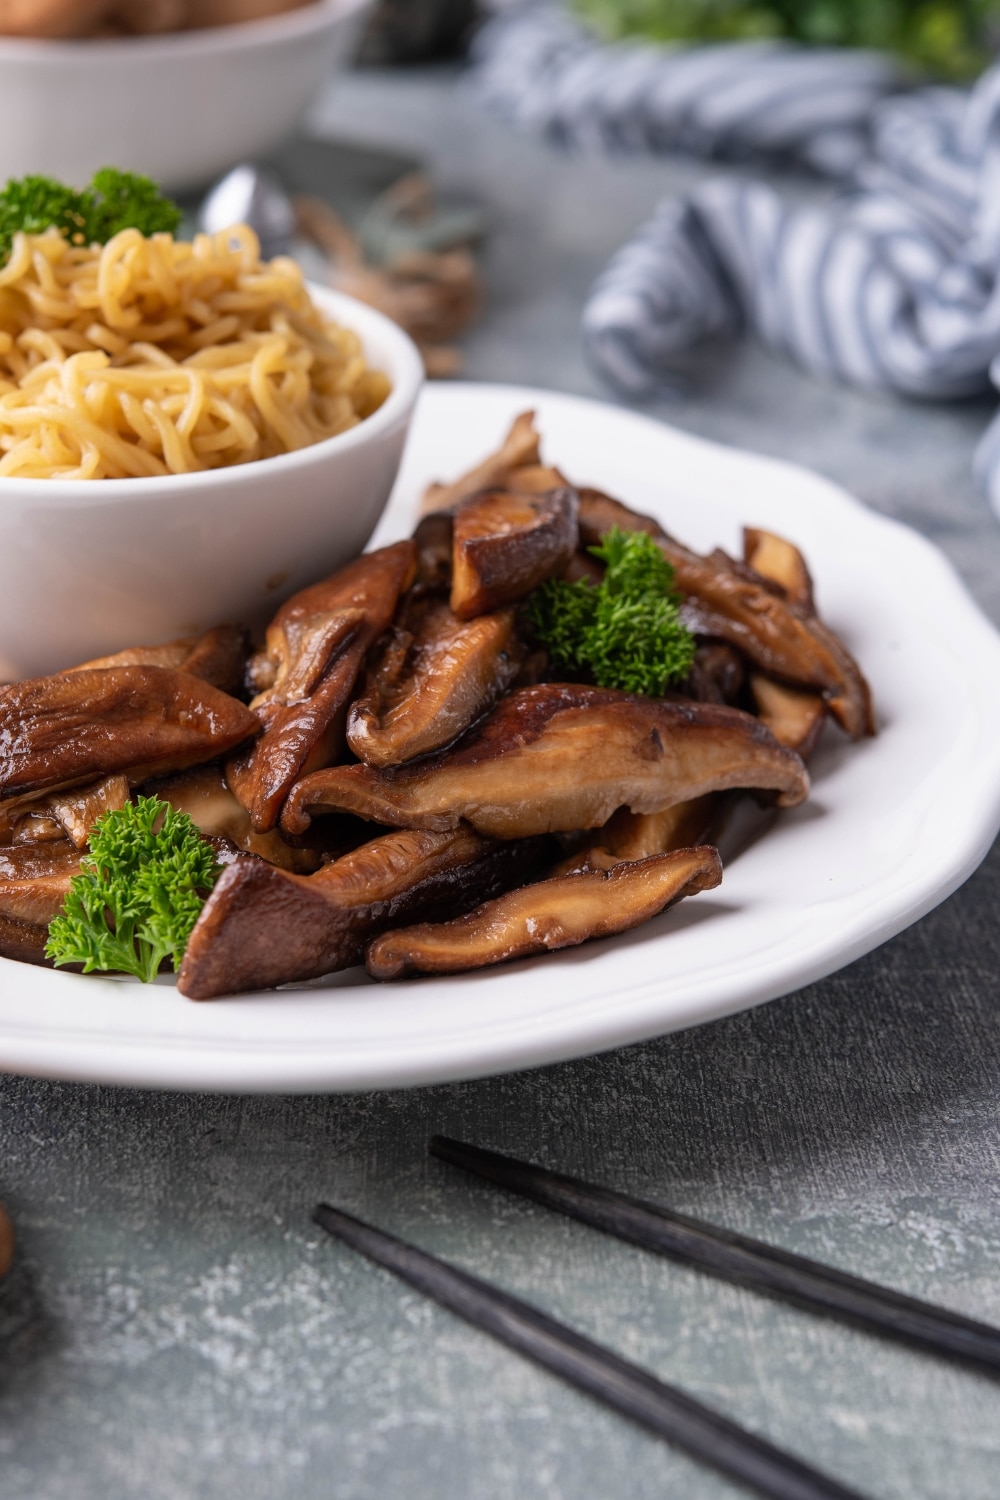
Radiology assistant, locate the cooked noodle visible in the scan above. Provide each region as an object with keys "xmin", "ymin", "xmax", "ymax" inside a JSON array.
[{"xmin": 0, "ymin": 224, "xmax": 391, "ymax": 479}]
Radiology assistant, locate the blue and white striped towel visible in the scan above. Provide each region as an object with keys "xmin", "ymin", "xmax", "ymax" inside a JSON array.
[
  {"xmin": 472, "ymin": 7, "xmax": 1000, "ymax": 517},
  {"xmin": 472, "ymin": 7, "xmax": 902, "ymax": 174}
]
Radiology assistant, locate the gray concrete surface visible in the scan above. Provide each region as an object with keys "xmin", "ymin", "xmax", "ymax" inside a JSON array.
[{"xmin": 3, "ymin": 66, "xmax": 1000, "ymax": 1500}]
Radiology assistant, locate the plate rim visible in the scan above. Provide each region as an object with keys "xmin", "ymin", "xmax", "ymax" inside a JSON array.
[{"xmin": 3, "ymin": 380, "xmax": 1000, "ymax": 1093}]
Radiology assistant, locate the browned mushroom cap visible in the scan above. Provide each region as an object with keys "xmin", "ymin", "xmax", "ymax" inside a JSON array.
[
  {"xmin": 0, "ymin": 842, "xmax": 83, "ymax": 927},
  {"xmin": 743, "ymin": 527, "xmax": 815, "ymax": 613},
  {"xmin": 450, "ymin": 485, "xmax": 579, "ymax": 620},
  {"xmin": 283, "ymin": 682, "xmax": 809, "ymax": 840},
  {"xmin": 0, "ymin": 667, "xmax": 259, "ymax": 812},
  {"xmin": 347, "ymin": 602, "xmax": 524, "ymax": 769},
  {"xmin": 147, "ymin": 766, "xmax": 322, "ymax": 874},
  {"xmin": 70, "ymin": 625, "xmax": 250, "ymax": 697},
  {"xmin": 227, "ymin": 540, "xmax": 416, "ymax": 833},
  {"xmin": 578, "ymin": 489, "xmax": 873, "ymax": 739},
  {"xmin": 420, "ymin": 410, "xmax": 541, "ymax": 515},
  {"xmin": 178, "ymin": 826, "xmax": 550, "ymax": 998},
  {"xmin": 366, "ymin": 844, "xmax": 723, "ymax": 979}
]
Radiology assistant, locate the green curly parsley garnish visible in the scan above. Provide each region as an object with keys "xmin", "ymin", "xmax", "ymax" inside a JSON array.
[
  {"xmin": 527, "ymin": 525, "xmax": 696, "ymax": 697},
  {"xmin": 45, "ymin": 797, "xmax": 220, "ymax": 983},
  {"xmin": 0, "ymin": 169, "xmax": 182, "ymax": 266}
]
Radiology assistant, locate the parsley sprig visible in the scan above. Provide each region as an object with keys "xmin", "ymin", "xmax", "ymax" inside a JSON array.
[
  {"xmin": 45, "ymin": 797, "xmax": 220, "ymax": 983},
  {"xmin": 0, "ymin": 169, "xmax": 182, "ymax": 266},
  {"xmin": 527, "ymin": 526, "xmax": 696, "ymax": 698}
]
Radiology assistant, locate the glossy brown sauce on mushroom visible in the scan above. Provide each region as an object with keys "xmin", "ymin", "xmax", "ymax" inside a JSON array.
[{"xmin": 0, "ymin": 411, "xmax": 873, "ymax": 994}]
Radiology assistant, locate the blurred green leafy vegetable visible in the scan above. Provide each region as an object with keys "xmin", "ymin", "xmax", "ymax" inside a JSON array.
[{"xmin": 572, "ymin": 0, "xmax": 1000, "ymax": 79}]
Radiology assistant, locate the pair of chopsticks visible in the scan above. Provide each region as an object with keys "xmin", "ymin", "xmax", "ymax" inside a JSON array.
[{"xmin": 314, "ymin": 1139, "xmax": 1000, "ymax": 1500}]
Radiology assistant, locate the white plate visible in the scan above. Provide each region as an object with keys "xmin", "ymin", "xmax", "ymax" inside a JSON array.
[{"xmin": 3, "ymin": 384, "xmax": 1000, "ymax": 1093}]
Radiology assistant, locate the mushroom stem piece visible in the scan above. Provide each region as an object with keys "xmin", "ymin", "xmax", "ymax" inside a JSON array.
[
  {"xmin": 421, "ymin": 410, "xmax": 541, "ymax": 515},
  {"xmin": 228, "ymin": 540, "xmax": 416, "ymax": 832},
  {"xmin": 347, "ymin": 603, "xmax": 523, "ymax": 769}
]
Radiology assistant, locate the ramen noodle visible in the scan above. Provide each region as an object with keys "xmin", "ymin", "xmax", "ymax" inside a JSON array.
[{"xmin": 0, "ymin": 224, "xmax": 390, "ymax": 479}]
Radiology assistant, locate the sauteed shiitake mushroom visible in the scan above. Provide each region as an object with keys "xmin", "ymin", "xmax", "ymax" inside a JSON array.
[{"xmin": 0, "ymin": 414, "xmax": 874, "ymax": 995}]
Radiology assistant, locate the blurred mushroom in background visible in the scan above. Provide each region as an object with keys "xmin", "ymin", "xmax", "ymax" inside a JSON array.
[
  {"xmin": 295, "ymin": 174, "xmax": 484, "ymax": 376},
  {"xmin": 0, "ymin": 0, "xmax": 316, "ymax": 37}
]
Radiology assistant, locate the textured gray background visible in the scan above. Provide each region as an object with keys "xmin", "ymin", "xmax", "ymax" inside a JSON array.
[{"xmin": 3, "ymin": 66, "xmax": 1000, "ymax": 1500}]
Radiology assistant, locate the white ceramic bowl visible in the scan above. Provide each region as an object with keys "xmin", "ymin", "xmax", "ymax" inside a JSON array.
[
  {"xmin": 0, "ymin": 0, "xmax": 372, "ymax": 191},
  {"xmin": 0, "ymin": 285, "xmax": 424, "ymax": 682}
]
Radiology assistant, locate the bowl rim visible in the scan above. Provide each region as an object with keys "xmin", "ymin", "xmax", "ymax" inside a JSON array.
[
  {"xmin": 0, "ymin": 0, "xmax": 367, "ymax": 61},
  {"xmin": 0, "ymin": 281, "xmax": 425, "ymax": 502}
]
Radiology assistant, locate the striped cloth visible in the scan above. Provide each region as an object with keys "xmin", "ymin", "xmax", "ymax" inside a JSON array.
[
  {"xmin": 472, "ymin": 7, "xmax": 902, "ymax": 174},
  {"xmin": 472, "ymin": 7, "xmax": 1000, "ymax": 517}
]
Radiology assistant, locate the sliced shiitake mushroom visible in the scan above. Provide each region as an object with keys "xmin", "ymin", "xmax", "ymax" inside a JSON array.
[
  {"xmin": 347, "ymin": 601, "xmax": 524, "ymax": 768},
  {"xmin": 420, "ymin": 410, "xmax": 541, "ymax": 515},
  {"xmin": 71, "ymin": 624, "xmax": 250, "ymax": 698},
  {"xmin": 178, "ymin": 826, "xmax": 551, "ymax": 998},
  {"xmin": 0, "ymin": 911, "xmax": 51, "ymax": 967},
  {"xmin": 687, "ymin": 643, "xmax": 746, "ymax": 707},
  {"xmin": 743, "ymin": 527, "xmax": 815, "ymax": 613},
  {"xmin": 749, "ymin": 676, "xmax": 827, "ymax": 759},
  {"xmin": 0, "ymin": 774, "xmax": 135, "ymax": 850},
  {"xmin": 578, "ymin": 489, "xmax": 873, "ymax": 739},
  {"xmin": 283, "ymin": 683, "xmax": 809, "ymax": 840},
  {"xmin": 0, "ymin": 666, "xmax": 259, "ymax": 813},
  {"xmin": 148, "ymin": 766, "xmax": 322, "ymax": 873},
  {"xmin": 0, "ymin": 842, "xmax": 83, "ymax": 928},
  {"xmin": 43, "ymin": 775, "xmax": 130, "ymax": 849},
  {"xmin": 228, "ymin": 540, "xmax": 416, "ymax": 833},
  {"xmin": 450, "ymin": 485, "xmax": 579, "ymax": 620},
  {"xmin": 413, "ymin": 512, "xmax": 454, "ymax": 593},
  {"xmin": 366, "ymin": 844, "xmax": 723, "ymax": 979},
  {"xmin": 555, "ymin": 793, "xmax": 724, "ymax": 874}
]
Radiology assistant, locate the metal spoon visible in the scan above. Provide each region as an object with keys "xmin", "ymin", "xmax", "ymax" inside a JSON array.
[{"xmin": 198, "ymin": 163, "xmax": 296, "ymax": 257}]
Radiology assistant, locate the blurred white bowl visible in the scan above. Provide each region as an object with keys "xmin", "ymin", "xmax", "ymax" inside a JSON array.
[
  {"xmin": 0, "ymin": 0, "xmax": 372, "ymax": 191},
  {"xmin": 0, "ymin": 284, "xmax": 424, "ymax": 682}
]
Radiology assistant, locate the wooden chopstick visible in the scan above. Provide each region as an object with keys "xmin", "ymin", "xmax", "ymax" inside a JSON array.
[
  {"xmin": 429, "ymin": 1137, "xmax": 1000, "ymax": 1378},
  {"xmin": 313, "ymin": 1202, "xmax": 869, "ymax": 1500}
]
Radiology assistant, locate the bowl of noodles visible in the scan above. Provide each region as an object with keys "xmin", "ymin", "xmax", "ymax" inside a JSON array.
[
  {"xmin": 0, "ymin": 0, "xmax": 373, "ymax": 192},
  {"xmin": 0, "ymin": 221, "xmax": 424, "ymax": 682}
]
